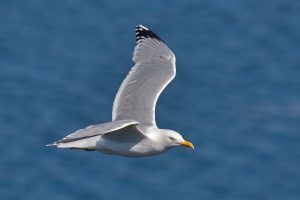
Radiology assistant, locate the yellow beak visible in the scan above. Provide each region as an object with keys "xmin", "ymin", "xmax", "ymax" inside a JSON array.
[{"xmin": 180, "ymin": 140, "xmax": 194, "ymax": 149}]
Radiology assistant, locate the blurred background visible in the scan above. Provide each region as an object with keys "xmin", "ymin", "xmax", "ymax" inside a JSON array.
[{"xmin": 0, "ymin": 0, "xmax": 299, "ymax": 199}]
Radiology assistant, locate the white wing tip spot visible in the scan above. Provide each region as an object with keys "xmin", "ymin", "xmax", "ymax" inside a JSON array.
[{"xmin": 136, "ymin": 24, "xmax": 149, "ymax": 31}]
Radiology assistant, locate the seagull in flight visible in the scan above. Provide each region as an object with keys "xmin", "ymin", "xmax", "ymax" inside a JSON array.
[{"xmin": 47, "ymin": 25, "xmax": 194, "ymax": 157}]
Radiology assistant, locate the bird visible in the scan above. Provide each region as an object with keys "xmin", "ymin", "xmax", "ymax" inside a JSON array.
[{"xmin": 47, "ymin": 25, "xmax": 194, "ymax": 157}]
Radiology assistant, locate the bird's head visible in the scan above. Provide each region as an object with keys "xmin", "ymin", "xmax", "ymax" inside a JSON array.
[{"xmin": 160, "ymin": 129, "xmax": 194, "ymax": 150}]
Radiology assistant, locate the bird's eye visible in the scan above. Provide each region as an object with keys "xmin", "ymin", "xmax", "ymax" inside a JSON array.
[{"xmin": 169, "ymin": 137, "xmax": 175, "ymax": 141}]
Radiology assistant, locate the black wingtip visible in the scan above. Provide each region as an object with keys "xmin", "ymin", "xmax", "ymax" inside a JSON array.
[{"xmin": 135, "ymin": 25, "xmax": 164, "ymax": 44}]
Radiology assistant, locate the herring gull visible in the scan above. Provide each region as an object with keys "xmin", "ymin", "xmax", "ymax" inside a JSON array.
[{"xmin": 47, "ymin": 25, "xmax": 194, "ymax": 157}]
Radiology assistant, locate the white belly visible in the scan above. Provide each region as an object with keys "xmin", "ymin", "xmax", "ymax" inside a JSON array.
[{"xmin": 95, "ymin": 137, "xmax": 165, "ymax": 157}]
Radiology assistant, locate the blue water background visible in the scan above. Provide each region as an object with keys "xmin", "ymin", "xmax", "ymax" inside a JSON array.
[{"xmin": 1, "ymin": 0, "xmax": 299, "ymax": 199}]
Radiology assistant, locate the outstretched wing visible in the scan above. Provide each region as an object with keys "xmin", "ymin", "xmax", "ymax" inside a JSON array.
[
  {"xmin": 47, "ymin": 120, "xmax": 139, "ymax": 145},
  {"xmin": 112, "ymin": 25, "xmax": 176, "ymax": 127}
]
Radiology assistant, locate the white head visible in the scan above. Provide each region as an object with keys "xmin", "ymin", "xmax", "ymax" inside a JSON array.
[{"xmin": 158, "ymin": 129, "xmax": 194, "ymax": 150}]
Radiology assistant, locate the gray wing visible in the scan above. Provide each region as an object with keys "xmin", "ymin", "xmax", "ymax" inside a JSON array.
[
  {"xmin": 112, "ymin": 25, "xmax": 176, "ymax": 127},
  {"xmin": 48, "ymin": 120, "xmax": 139, "ymax": 145}
]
